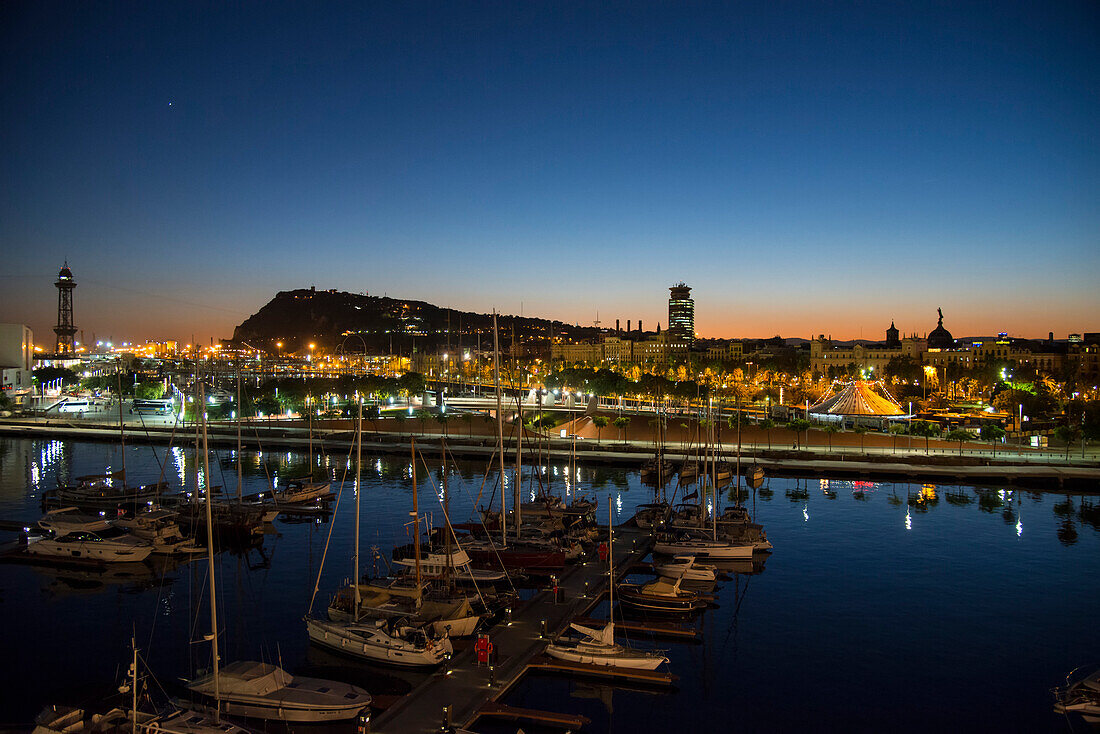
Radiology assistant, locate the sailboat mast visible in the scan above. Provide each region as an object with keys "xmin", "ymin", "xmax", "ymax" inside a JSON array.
[
  {"xmin": 130, "ymin": 633, "xmax": 138, "ymax": 729},
  {"xmin": 236, "ymin": 369, "xmax": 242, "ymax": 503},
  {"xmin": 442, "ymin": 437, "xmax": 452, "ymax": 587},
  {"xmin": 354, "ymin": 398, "xmax": 362, "ymax": 616},
  {"xmin": 492, "ymin": 312, "xmax": 506, "ymax": 548},
  {"xmin": 411, "ymin": 438, "xmax": 422, "ymax": 593},
  {"xmin": 607, "ymin": 498, "xmax": 613, "ymax": 614},
  {"xmin": 199, "ymin": 382, "xmax": 221, "ymax": 721},
  {"xmin": 736, "ymin": 393, "xmax": 742, "ymax": 500},
  {"xmin": 511, "ymin": 323, "xmax": 523, "ymax": 538},
  {"xmin": 117, "ymin": 368, "xmax": 127, "ymax": 483},
  {"xmin": 711, "ymin": 400, "xmax": 717, "ymax": 541}
]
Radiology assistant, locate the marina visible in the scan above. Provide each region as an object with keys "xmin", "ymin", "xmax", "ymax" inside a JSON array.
[{"xmin": 0, "ymin": 435, "xmax": 1098, "ymax": 732}]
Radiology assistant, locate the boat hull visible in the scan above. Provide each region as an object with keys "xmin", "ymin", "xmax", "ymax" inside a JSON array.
[{"xmin": 306, "ymin": 618, "xmax": 450, "ymax": 667}]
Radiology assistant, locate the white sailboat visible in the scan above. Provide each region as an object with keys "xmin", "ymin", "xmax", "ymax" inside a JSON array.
[
  {"xmin": 306, "ymin": 409, "xmax": 452, "ymax": 667},
  {"xmin": 653, "ymin": 555, "xmax": 719, "ymax": 582},
  {"xmin": 546, "ymin": 500, "xmax": 668, "ymax": 671},
  {"xmin": 185, "ymin": 382, "xmax": 372, "ymax": 722}
]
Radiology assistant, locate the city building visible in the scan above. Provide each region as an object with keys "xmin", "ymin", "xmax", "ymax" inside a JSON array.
[
  {"xmin": 0, "ymin": 324, "xmax": 34, "ymax": 399},
  {"xmin": 668, "ymin": 283, "xmax": 694, "ymax": 345}
]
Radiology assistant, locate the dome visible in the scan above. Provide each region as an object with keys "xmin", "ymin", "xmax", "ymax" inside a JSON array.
[{"xmin": 927, "ymin": 307, "xmax": 953, "ymax": 349}]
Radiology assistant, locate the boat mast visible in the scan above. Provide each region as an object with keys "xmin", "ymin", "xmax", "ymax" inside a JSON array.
[
  {"xmin": 307, "ymin": 390, "xmax": 313, "ymax": 479},
  {"xmin": 199, "ymin": 381, "xmax": 221, "ymax": 722},
  {"xmin": 492, "ymin": 312, "xmax": 507, "ymax": 548},
  {"xmin": 711, "ymin": 399, "xmax": 717, "ymax": 541},
  {"xmin": 442, "ymin": 436, "xmax": 452, "ymax": 588},
  {"xmin": 411, "ymin": 438, "xmax": 422, "ymax": 596},
  {"xmin": 116, "ymin": 367, "xmax": 127, "ymax": 484},
  {"xmin": 736, "ymin": 392, "xmax": 742, "ymax": 503},
  {"xmin": 236, "ymin": 369, "xmax": 242, "ymax": 504},
  {"xmin": 130, "ymin": 633, "xmax": 138, "ymax": 729},
  {"xmin": 354, "ymin": 398, "xmax": 362, "ymax": 618},
  {"xmin": 607, "ymin": 496, "xmax": 614, "ymax": 635},
  {"xmin": 511, "ymin": 322, "xmax": 523, "ymax": 537}
]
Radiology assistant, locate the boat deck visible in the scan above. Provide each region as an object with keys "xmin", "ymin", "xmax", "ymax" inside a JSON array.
[{"xmin": 370, "ymin": 526, "xmax": 654, "ymax": 733}]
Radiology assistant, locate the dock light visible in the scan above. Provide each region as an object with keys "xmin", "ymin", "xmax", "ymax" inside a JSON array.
[
  {"xmin": 506, "ymin": 607, "xmax": 513, "ymax": 626},
  {"xmin": 540, "ymin": 619, "xmax": 547, "ymax": 638}
]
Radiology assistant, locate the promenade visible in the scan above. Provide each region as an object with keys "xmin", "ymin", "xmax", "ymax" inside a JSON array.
[{"xmin": 2, "ymin": 417, "xmax": 1098, "ymax": 490}]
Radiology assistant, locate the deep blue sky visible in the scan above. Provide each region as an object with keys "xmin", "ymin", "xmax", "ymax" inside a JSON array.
[{"xmin": 2, "ymin": 1, "xmax": 1097, "ymax": 344}]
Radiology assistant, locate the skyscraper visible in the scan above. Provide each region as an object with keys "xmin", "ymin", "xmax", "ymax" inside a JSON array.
[{"xmin": 668, "ymin": 283, "xmax": 694, "ymax": 345}]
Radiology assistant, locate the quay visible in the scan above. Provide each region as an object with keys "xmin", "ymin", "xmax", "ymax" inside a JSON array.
[
  {"xmin": 370, "ymin": 526, "xmax": 658, "ymax": 734},
  {"xmin": 2, "ymin": 420, "xmax": 1099, "ymax": 491}
]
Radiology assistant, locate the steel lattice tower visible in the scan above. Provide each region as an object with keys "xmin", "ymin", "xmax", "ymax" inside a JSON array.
[{"xmin": 54, "ymin": 262, "xmax": 77, "ymax": 354}]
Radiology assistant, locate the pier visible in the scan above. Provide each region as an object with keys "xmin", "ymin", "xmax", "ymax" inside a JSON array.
[{"xmin": 370, "ymin": 526, "xmax": 656, "ymax": 734}]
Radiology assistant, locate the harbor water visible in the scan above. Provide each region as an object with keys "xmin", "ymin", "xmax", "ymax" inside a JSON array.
[{"xmin": 0, "ymin": 436, "xmax": 1096, "ymax": 731}]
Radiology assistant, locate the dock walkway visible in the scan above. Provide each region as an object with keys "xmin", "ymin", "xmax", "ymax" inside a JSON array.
[{"xmin": 370, "ymin": 527, "xmax": 653, "ymax": 734}]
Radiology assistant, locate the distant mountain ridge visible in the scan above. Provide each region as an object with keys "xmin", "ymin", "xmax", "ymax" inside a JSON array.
[{"xmin": 231, "ymin": 287, "xmax": 604, "ymax": 354}]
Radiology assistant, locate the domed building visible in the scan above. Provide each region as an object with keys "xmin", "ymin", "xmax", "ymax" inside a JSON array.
[{"xmin": 927, "ymin": 307, "xmax": 954, "ymax": 350}]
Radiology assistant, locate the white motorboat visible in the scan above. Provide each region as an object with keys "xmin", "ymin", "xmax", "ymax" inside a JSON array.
[
  {"xmin": 654, "ymin": 534, "xmax": 754, "ymax": 560},
  {"xmin": 1053, "ymin": 665, "xmax": 1100, "ymax": 725},
  {"xmin": 186, "ymin": 661, "xmax": 371, "ymax": 722},
  {"xmin": 546, "ymin": 621, "xmax": 668, "ymax": 670},
  {"xmin": 37, "ymin": 507, "xmax": 112, "ymax": 536},
  {"xmin": 113, "ymin": 508, "xmax": 204, "ymax": 555},
  {"xmin": 306, "ymin": 616, "xmax": 452, "ymax": 667},
  {"xmin": 653, "ymin": 555, "xmax": 719, "ymax": 582},
  {"xmin": 28, "ymin": 528, "xmax": 155, "ymax": 563}
]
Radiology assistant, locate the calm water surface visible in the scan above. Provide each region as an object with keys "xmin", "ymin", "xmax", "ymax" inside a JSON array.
[{"xmin": 0, "ymin": 437, "xmax": 1097, "ymax": 732}]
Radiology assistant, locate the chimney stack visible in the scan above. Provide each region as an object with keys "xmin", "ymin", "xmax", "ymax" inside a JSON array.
[{"xmin": 616, "ymin": 319, "xmax": 620, "ymax": 333}]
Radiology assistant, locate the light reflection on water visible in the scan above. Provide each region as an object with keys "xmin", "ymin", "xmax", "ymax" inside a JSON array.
[{"xmin": 0, "ymin": 437, "xmax": 1097, "ymax": 731}]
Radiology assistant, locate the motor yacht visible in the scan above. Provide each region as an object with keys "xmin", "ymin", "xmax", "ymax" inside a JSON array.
[
  {"xmin": 186, "ymin": 661, "xmax": 371, "ymax": 723},
  {"xmin": 28, "ymin": 527, "xmax": 155, "ymax": 563}
]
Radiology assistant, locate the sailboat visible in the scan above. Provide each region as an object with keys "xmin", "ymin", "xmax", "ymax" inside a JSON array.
[
  {"xmin": 546, "ymin": 501, "xmax": 669, "ymax": 670},
  {"xmin": 184, "ymin": 382, "xmax": 372, "ymax": 722},
  {"xmin": 306, "ymin": 406, "xmax": 452, "ymax": 667},
  {"xmin": 326, "ymin": 437, "xmax": 483, "ymax": 638},
  {"xmin": 276, "ymin": 391, "xmax": 331, "ymax": 504}
]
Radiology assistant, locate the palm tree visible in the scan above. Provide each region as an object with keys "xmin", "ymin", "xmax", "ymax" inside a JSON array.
[
  {"xmin": 824, "ymin": 423, "xmax": 840, "ymax": 452},
  {"xmin": 415, "ymin": 408, "xmax": 433, "ymax": 434},
  {"xmin": 365, "ymin": 404, "xmax": 381, "ymax": 434},
  {"xmin": 613, "ymin": 415, "xmax": 631, "ymax": 444},
  {"xmin": 592, "ymin": 415, "xmax": 609, "ymax": 444},
  {"xmin": 759, "ymin": 418, "xmax": 775, "ymax": 450},
  {"xmin": 1055, "ymin": 425, "xmax": 1081, "ymax": 461},
  {"xmin": 460, "ymin": 412, "xmax": 474, "ymax": 437},
  {"xmin": 889, "ymin": 423, "xmax": 907, "ymax": 454},
  {"xmin": 946, "ymin": 428, "xmax": 971, "ymax": 456},
  {"xmin": 853, "ymin": 425, "xmax": 867, "ymax": 453},
  {"xmin": 980, "ymin": 424, "xmax": 1005, "ymax": 458},
  {"xmin": 434, "ymin": 412, "xmax": 450, "ymax": 437}
]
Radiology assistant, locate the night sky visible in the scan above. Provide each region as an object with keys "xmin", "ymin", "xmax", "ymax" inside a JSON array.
[{"xmin": 1, "ymin": 1, "xmax": 1097, "ymax": 345}]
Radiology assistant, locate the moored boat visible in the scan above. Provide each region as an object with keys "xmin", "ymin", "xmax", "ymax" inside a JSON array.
[{"xmin": 186, "ymin": 661, "xmax": 371, "ymax": 722}]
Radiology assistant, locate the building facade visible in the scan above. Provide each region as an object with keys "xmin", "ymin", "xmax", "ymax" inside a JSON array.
[
  {"xmin": 668, "ymin": 283, "xmax": 694, "ymax": 345},
  {"xmin": 0, "ymin": 324, "xmax": 34, "ymax": 398}
]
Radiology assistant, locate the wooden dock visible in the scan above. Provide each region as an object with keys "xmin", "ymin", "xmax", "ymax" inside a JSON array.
[
  {"xmin": 473, "ymin": 701, "xmax": 591, "ymax": 729},
  {"xmin": 369, "ymin": 526, "xmax": 654, "ymax": 733}
]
